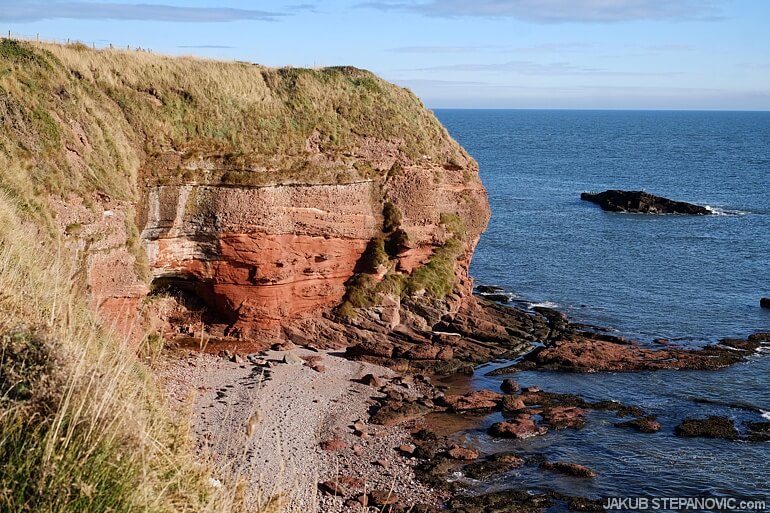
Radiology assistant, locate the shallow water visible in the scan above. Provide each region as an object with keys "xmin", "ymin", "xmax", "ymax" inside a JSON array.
[{"xmin": 434, "ymin": 109, "xmax": 770, "ymax": 507}]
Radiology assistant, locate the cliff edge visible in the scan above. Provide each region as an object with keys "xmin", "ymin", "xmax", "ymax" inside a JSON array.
[{"xmin": 0, "ymin": 39, "xmax": 522, "ymax": 371}]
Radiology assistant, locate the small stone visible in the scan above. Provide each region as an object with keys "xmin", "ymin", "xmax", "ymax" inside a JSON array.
[
  {"xmin": 356, "ymin": 494, "xmax": 369, "ymax": 507},
  {"xmin": 320, "ymin": 438, "xmax": 347, "ymax": 451},
  {"xmin": 370, "ymin": 490, "xmax": 400, "ymax": 507},
  {"xmin": 352, "ymin": 444, "xmax": 364, "ymax": 455},
  {"xmin": 218, "ymin": 349, "xmax": 233, "ymax": 361},
  {"xmin": 283, "ymin": 352, "xmax": 304, "ymax": 365},
  {"xmin": 320, "ymin": 479, "xmax": 349, "ymax": 496},
  {"xmin": 353, "ymin": 420, "xmax": 366, "ymax": 432},
  {"xmin": 375, "ymin": 459, "xmax": 389, "ymax": 468},
  {"xmin": 398, "ymin": 444, "xmax": 416, "ymax": 454},
  {"xmin": 360, "ymin": 373, "xmax": 386, "ymax": 387},
  {"xmin": 311, "ymin": 364, "xmax": 326, "ymax": 373}
]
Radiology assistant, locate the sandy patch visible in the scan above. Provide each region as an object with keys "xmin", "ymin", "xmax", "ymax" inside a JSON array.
[{"xmin": 157, "ymin": 348, "xmax": 440, "ymax": 512}]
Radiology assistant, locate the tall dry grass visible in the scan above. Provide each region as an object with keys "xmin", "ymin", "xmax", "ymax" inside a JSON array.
[{"xmin": 0, "ymin": 194, "xmax": 252, "ymax": 512}]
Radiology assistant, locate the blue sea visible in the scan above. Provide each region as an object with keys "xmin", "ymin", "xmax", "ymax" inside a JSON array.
[{"xmin": 435, "ymin": 110, "xmax": 770, "ymax": 509}]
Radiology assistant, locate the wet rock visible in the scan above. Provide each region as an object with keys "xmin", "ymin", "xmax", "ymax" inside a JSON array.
[
  {"xmin": 447, "ymin": 490, "xmax": 553, "ymax": 513},
  {"xmin": 580, "ymin": 190, "xmax": 710, "ymax": 215},
  {"xmin": 475, "ymin": 285, "xmax": 505, "ymax": 294},
  {"xmin": 488, "ymin": 414, "xmax": 548, "ymax": 439},
  {"xmin": 501, "ymin": 394, "xmax": 526, "ymax": 412},
  {"xmin": 509, "ymin": 335, "xmax": 752, "ymax": 373},
  {"xmin": 500, "ymin": 378, "xmax": 520, "ymax": 394},
  {"xmin": 540, "ymin": 461, "xmax": 597, "ymax": 478},
  {"xmin": 746, "ymin": 421, "xmax": 770, "ymax": 442},
  {"xmin": 462, "ymin": 452, "xmax": 525, "ymax": 480},
  {"xmin": 447, "ymin": 445, "xmax": 479, "ymax": 461},
  {"xmin": 675, "ymin": 416, "xmax": 740, "ymax": 440},
  {"xmin": 440, "ymin": 390, "xmax": 502, "ymax": 412},
  {"xmin": 761, "ymin": 297, "xmax": 770, "ymax": 309},
  {"xmin": 615, "ymin": 416, "xmax": 662, "ymax": 433},
  {"xmin": 541, "ymin": 406, "xmax": 587, "ymax": 430}
]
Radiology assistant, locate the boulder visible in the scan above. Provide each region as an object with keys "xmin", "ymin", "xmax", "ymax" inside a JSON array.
[
  {"xmin": 541, "ymin": 406, "xmax": 587, "ymax": 430},
  {"xmin": 447, "ymin": 445, "xmax": 480, "ymax": 461},
  {"xmin": 501, "ymin": 395, "xmax": 526, "ymax": 412},
  {"xmin": 675, "ymin": 416, "xmax": 739, "ymax": 440},
  {"xmin": 500, "ymin": 378, "xmax": 520, "ymax": 394},
  {"xmin": 615, "ymin": 416, "xmax": 662, "ymax": 433},
  {"xmin": 761, "ymin": 297, "xmax": 770, "ymax": 309},
  {"xmin": 488, "ymin": 414, "xmax": 548, "ymax": 439},
  {"xmin": 581, "ymin": 190, "xmax": 711, "ymax": 215},
  {"xmin": 463, "ymin": 452, "xmax": 525, "ymax": 480}
]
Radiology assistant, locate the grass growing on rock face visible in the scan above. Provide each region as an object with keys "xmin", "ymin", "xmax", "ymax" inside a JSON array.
[{"xmin": 405, "ymin": 213, "xmax": 466, "ymax": 299}]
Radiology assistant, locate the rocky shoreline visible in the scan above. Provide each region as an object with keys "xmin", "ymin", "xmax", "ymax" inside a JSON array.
[{"xmin": 157, "ymin": 289, "xmax": 769, "ymax": 513}]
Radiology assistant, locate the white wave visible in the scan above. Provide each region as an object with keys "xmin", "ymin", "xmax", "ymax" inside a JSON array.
[
  {"xmin": 530, "ymin": 301, "xmax": 559, "ymax": 309},
  {"xmin": 704, "ymin": 205, "xmax": 748, "ymax": 216},
  {"xmin": 761, "ymin": 410, "xmax": 770, "ymax": 421}
]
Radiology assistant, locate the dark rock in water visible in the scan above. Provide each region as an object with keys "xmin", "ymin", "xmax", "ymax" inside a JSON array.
[
  {"xmin": 540, "ymin": 461, "xmax": 597, "ymax": 478},
  {"xmin": 615, "ymin": 416, "xmax": 662, "ymax": 433},
  {"xmin": 488, "ymin": 414, "xmax": 548, "ymax": 439},
  {"xmin": 761, "ymin": 297, "xmax": 770, "ymax": 309},
  {"xmin": 675, "ymin": 416, "xmax": 740, "ymax": 440},
  {"xmin": 480, "ymin": 293, "xmax": 511, "ymax": 303},
  {"xmin": 581, "ymin": 190, "xmax": 711, "ymax": 215},
  {"xmin": 462, "ymin": 452, "xmax": 525, "ymax": 480},
  {"xmin": 475, "ymin": 285, "xmax": 505, "ymax": 294},
  {"xmin": 500, "ymin": 378, "xmax": 520, "ymax": 394},
  {"xmin": 746, "ymin": 421, "xmax": 770, "ymax": 442},
  {"xmin": 541, "ymin": 406, "xmax": 587, "ymax": 430}
]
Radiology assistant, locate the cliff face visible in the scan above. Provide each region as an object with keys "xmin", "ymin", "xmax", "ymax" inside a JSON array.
[
  {"xmin": 0, "ymin": 39, "xmax": 489, "ymax": 346},
  {"xmin": 139, "ymin": 163, "xmax": 488, "ymax": 336}
]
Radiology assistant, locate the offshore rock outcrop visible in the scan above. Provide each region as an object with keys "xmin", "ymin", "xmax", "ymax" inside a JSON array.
[{"xmin": 581, "ymin": 190, "xmax": 711, "ymax": 214}]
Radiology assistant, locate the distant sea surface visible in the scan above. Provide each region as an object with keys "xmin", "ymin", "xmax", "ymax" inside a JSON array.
[{"xmin": 434, "ymin": 110, "xmax": 770, "ymax": 507}]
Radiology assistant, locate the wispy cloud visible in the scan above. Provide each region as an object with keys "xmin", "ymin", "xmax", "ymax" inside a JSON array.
[
  {"xmin": 359, "ymin": 0, "xmax": 723, "ymax": 23},
  {"xmin": 388, "ymin": 45, "xmax": 496, "ymax": 54},
  {"xmin": 409, "ymin": 59, "xmax": 683, "ymax": 76},
  {"xmin": 0, "ymin": 1, "xmax": 284, "ymax": 23},
  {"xmin": 388, "ymin": 42, "xmax": 594, "ymax": 54}
]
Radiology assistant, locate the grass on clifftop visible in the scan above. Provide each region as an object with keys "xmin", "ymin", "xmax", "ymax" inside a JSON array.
[{"xmin": 0, "ymin": 38, "xmax": 468, "ymax": 215}]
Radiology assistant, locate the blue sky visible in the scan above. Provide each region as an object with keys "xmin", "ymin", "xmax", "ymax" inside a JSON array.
[{"xmin": 3, "ymin": 0, "xmax": 769, "ymax": 110}]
